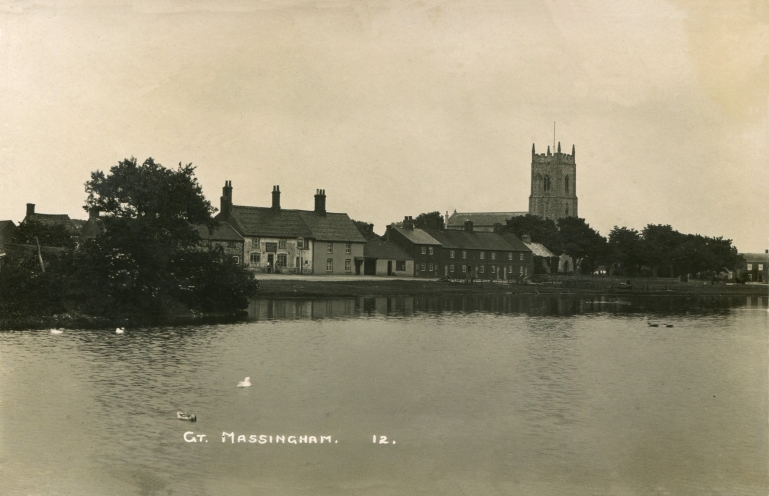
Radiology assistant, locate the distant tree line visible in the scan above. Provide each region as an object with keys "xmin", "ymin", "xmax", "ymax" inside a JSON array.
[
  {"xmin": 0, "ymin": 158, "xmax": 259, "ymax": 319},
  {"xmin": 370, "ymin": 211, "xmax": 742, "ymax": 278}
]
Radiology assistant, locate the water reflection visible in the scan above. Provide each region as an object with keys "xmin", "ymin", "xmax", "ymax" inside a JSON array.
[{"xmin": 248, "ymin": 294, "xmax": 767, "ymax": 321}]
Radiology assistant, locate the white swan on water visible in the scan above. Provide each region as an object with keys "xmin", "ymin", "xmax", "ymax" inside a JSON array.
[
  {"xmin": 237, "ymin": 377, "xmax": 252, "ymax": 388},
  {"xmin": 50, "ymin": 329, "xmax": 63, "ymax": 335},
  {"xmin": 116, "ymin": 328, "xmax": 125, "ymax": 334}
]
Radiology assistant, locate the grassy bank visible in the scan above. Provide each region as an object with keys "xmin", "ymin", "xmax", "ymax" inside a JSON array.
[{"xmin": 256, "ymin": 278, "xmax": 768, "ymax": 299}]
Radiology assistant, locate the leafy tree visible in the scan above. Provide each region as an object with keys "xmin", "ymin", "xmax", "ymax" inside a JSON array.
[
  {"xmin": 505, "ymin": 214, "xmax": 560, "ymax": 254},
  {"xmin": 641, "ymin": 224, "xmax": 684, "ymax": 277},
  {"xmin": 413, "ymin": 211, "xmax": 444, "ymax": 230},
  {"xmin": 555, "ymin": 217, "xmax": 607, "ymax": 273},
  {"xmin": 73, "ymin": 157, "xmax": 258, "ymax": 317},
  {"xmin": 12, "ymin": 220, "xmax": 76, "ymax": 249},
  {"xmin": 607, "ymin": 226, "xmax": 643, "ymax": 275},
  {"xmin": 352, "ymin": 220, "xmax": 378, "ymax": 240}
]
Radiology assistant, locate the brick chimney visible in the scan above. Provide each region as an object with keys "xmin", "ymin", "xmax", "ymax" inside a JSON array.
[
  {"xmin": 464, "ymin": 220, "xmax": 473, "ymax": 233},
  {"xmin": 272, "ymin": 185, "xmax": 281, "ymax": 210},
  {"xmin": 521, "ymin": 234, "xmax": 532, "ymax": 244},
  {"xmin": 314, "ymin": 189, "xmax": 326, "ymax": 216},
  {"xmin": 403, "ymin": 216, "xmax": 414, "ymax": 230},
  {"xmin": 88, "ymin": 206, "xmax": 100, "ymax": 219},
  {"xmin": 220, "ymin": 181, "xmax": 233, "ymax": 217},
  {"xmin": 26, "ymin": 203, "xmax": 35, "ymax": 216}
]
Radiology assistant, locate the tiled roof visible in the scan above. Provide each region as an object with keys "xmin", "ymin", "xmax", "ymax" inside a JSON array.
[
  {"xmin": 223, "ymin": 206, "xmax": 365, "ymax": 243},
  {"xmin": 446, "ymin": 211, "xmax": 527, "ymax": 228},
  {"xmin": 523, "ymin": 242, "xmax": 555, "ymax": 258},
  {"xmin": 0, "ymin": 220, "xmax": 15, "ymax": 230},
  {"xmin": 364, "ymin": 237, "xmax": 413, "ymax": 260},
  {"xmin": 499, "ymin": 233, "xmax": 532, "ymax": 252},
  {"xmin": 743, "ymin": 252, "xmax": 769, "ymax": 262},
  {"xmin": 297, "ymin": 211, "xmax": 366, "ymax": 242},
  {"xmin": 423, "ymin": 228, "xmax": 519, "ymax": 251},
  {"xmin": 23, "ymin": 213, "xmax": 83, "ymax": 234},
  {"xmin": 391, "ymin": 226, "xmax": 442, "ymax": 245},
  {"xmin": 195, "ymin": 222, "xmax": 244, "ymax": 242}
]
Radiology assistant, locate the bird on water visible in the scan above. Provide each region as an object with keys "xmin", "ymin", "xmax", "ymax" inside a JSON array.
[
  {"xmin": 116, "ymin": 328, "xmax": 125, "ymax": 334},
  {"xmin": 177, "ymin": 411, "xmax": 196, "ymax": 422},
  {"xmin": 50, "ymin": 329, "xmax": 63, "ymax": 335},
  {"xmin": 237, "ymin": 377, "xmax": 252, "ymax": 388}
]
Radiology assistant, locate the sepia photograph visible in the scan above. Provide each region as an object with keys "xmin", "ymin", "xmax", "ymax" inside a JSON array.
[{"xmin": 0, "ymin": 1, "xmax": 767, "ymax": 494}]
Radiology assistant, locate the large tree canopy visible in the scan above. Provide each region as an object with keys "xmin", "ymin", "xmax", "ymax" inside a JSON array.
[
  {"xmin": 84, "ymin": 157, "xmax": 217, "ymax": 246},
  {"xmin": 74, "ymin": 157, "xmax": 258, "ymax": 317},
  {"xmin": 505, "ymin": 214, "xmax": 560, "ymax": 254}
]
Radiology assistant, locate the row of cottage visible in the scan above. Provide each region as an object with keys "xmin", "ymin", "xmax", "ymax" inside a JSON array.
[{"xmin": 200, "ymin": 182, "xmax": 553, "ymax": 279}]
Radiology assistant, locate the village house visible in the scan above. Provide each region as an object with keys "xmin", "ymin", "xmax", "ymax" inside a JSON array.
[
  {"xmin": 22, "ymin": 203, "xmax": 85, "ymax": 240},
  {"xmin": 215, "ymin": 182, "xmax": 366, "ymax": 275},
  {"xmin": 736, "ymin": 251, "xmax": 769, "ymax": 283},
  {"xmin": 519, "ymin": 234, "xmax": 558, "ymax": 274},
  {"xmin": 195, "ymin": 222, "xmax": 245, "ymax": 264},
  {"xmin": 423, "ymin": 222, "xmax": 531, "ymax": 281},
  {"xmin": 385, "ymin": 218, "xmax": 443, "ymax": 278},
  {"xmin": 360, "ymin": 237, "xmax": 414, "ymax": 276}
]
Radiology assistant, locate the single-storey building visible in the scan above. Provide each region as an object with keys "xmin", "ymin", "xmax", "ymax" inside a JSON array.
[{"xmin": 361, "ymin": 237, "xmax": 414, "ymax": 276}]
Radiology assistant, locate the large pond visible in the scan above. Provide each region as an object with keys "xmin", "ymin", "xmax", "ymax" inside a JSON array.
[{"xmin": 1, "ymin": 295, "xmax": 767, "ymax": 495}]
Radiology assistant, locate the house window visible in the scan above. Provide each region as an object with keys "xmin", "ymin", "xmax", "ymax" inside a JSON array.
[
  {"xmin": 327, "ymin": 243, "xmax": 333, "ymax": 254},
  {"xmin": 491, "ymin": 252, "xmax": 496, "ymax": 260},
  {"xmin": 295, "ymin": 257, "xmax": 299, "ymax": 268},
  {"xmin": 429, "ymin": 247, "xmax": 434, "ymax": 255},
  {"xmin": 277, "ymin": 254, "xmax": 287, "ymax": 267},
  {"xmin": 428, "ymin": 263, "xmax": 433, "ymax": 271},
  {"xmin": 297, "ymin": 238, "xmax": 304, "ymax": 249},
  {"xmin": 327, "ymin": 259, "xmax": 333, "ymax": 271},
  {"xmin": 396, "ymin": 260, "xmax": 405, "ymax": 271},
  {"xmin": 462, "ymin": 265, "xmax": 466, "ymax": 273},
  {"xmin": 421, "ymin": 263, "xmax": 426, "ymax": 271},
  {"xmin": 278, "ymin": 239, "xmax": 287, "ymax": 249},
  {"xmin": 491, "ymin": 265, "xmax": 495, "ymax": 273},
  {"xmin": 480, "ymin": 252, "xmax": 485, "ymax": 260},
  {"xmin": 345, "ymin": 259, "xmax": 351, "ymax": 272},
  {"xmin": 758, "ymin": 264, "xmax": 764, "ymax": 271},
  {"xmin": 450, "ymin": 250, "xmax": 455, "ymax": 258},
  {"xmin": 251, "ymin": 237, "xmax": 260, "ymax": 248},
  {"xmin": 421, "ymin": 247, "xmax": 426, "ymax": 255},
  {"xmin": 480, "ymin": 266, "xmax": 485, "ymax": 274},
  {"xmin": 747, "ymin": 263, "xmax": 753, "ymax": 270},
  {"xmin": 233, "ymin": 256, "xmax": 240, "ymax": 264},
  {"xmin": 345, "ymin": 243, "xmax": 351, "ymax": 254},
  {"xmin": 519, "ymin": 266, "xmax": 523, "ymax": 274},
  {"xmin": 462, "ymin": 251, "xmax": 467, "ymax": 259},
  {"xmin": 450, "ymin": 264, "xmax": 454, "ymax": 273},
  {"xmin": 508, "ymin": 253, "xmax": 512, "ymax": 260},
  {"xmin": 228, "ymin": 241, "xmax": 238, "ymax": 248},
  {"xmin": 250, "ymin": 253, "xmax": 261, "ymax": 264},
  {"xmin": 519, "ymin": 253, "xmax": 524, "ymax": 261}
]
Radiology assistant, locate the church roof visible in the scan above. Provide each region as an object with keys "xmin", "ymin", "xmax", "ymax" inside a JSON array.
[{"xmin": 446, "ymin": 211, "xmax": 527, "ymax": 229}]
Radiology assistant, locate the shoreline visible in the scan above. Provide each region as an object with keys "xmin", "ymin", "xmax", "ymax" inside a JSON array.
[{"xmin": 1, "ymin": 278, "xmax": 765, "ymax": 330}]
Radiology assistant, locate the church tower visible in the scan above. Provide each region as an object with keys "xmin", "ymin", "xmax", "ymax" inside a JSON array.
[{"xmin": 528, "ymin": 142, "xmax": 578, "ymax": 221}]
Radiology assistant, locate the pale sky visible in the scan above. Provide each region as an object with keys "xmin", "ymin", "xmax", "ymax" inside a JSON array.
[{"xmin": 1, "ymin": 0, "xmax": 767, "ymax": 251}]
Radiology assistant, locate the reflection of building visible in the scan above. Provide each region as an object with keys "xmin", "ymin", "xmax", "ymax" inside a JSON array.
[
  {"xmin": 737, "ymin": 251, "xmax": 769, "ymax": 283},
  {"xmin": 215, "ymin": 182, "xmax": 366, "ymax": 275}
]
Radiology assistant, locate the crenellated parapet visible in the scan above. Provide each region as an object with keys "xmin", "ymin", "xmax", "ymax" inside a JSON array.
[{"xmin": 531, "ymin": 142, "xmax": 576, "ymax": 165}]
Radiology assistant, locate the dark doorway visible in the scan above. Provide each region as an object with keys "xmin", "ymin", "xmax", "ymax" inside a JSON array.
[
  {"xmin": 267, "ymin": 253, "xmax": 274, "ymax": 273},
  {"xmin": 387, "ymin": 261, "xmax": 393, "ymax": 276},
  {"xmin": 364, "ymin": 259, "xmax": 376, "ymax": 275}
]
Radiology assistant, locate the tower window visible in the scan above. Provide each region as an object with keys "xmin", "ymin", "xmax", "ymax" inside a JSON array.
[
  {"xmin": 544, "ymin": 175, "xmax": 551, "ymax": 192},
  {"xmin": 565, "ymin": 175, "xmax": 570, "ymax": 194}
]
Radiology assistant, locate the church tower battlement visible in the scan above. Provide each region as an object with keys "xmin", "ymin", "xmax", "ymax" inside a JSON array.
[{"xmin": 528, "ymin": 142, "xmax": 578, "ymax": 221}]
